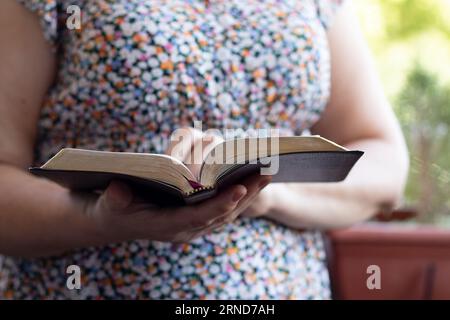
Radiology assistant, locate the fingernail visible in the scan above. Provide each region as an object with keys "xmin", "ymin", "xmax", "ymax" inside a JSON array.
[{"xmin": 232, "ymin": 189, "xmax": 246, "ymax": 202}]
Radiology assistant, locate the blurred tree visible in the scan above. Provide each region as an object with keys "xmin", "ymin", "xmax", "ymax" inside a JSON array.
[
  {"xmin": 397, "ymin": 65, "xmax": 450, "ymax": 222},
  {"xmin": 379, "ymin": 0, "xmax": 450, "ymax": 40},
  {"xmin": 355, "ymin": 0, "xmax": 450, "ymax": 224},
  {"xmin": 356, "ymin": 0, "xmax": 450, "ymax": 97}
]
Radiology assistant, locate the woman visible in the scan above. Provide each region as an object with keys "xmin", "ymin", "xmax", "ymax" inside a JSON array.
[{"xmin": 0, "ymin": 0, "xmax": 408, "ymax": 299}]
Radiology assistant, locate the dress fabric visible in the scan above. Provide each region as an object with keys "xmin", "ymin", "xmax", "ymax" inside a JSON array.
[{"xmin": 0, "ymin": 0, "xmax": 343, "ymax": 299}]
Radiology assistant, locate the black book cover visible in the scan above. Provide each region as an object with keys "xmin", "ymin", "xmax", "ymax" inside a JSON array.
[{"xmin": 30, "ymin": 151, "xmax": 363, "ymax": 206}]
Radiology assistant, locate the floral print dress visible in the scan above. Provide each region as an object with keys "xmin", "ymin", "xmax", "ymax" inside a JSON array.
[{"xmin": 0, "ymin": 0, "xmax": 343, "ymax": 299}]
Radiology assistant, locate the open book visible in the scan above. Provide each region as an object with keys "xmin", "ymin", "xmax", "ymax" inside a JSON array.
[{"xmin": 30, "ymin": 136, "xmax": 363, "ymax": 206}]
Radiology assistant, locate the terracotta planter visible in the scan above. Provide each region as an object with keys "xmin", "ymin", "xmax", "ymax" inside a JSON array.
[
  {"xmin": 374, "ymin": 208, "xmax": 418, "ymax": 222},
  {"xmin": 325, "ymin": 223, "xmax": 450, "ymax": 300}
]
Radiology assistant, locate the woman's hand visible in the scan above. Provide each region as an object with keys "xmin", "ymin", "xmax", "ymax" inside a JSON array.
[
  {"xmin": 241, "ymin": 182, "xmax": 275, "ymax": 218},
  {"xmin": 84, "ymin": 174, "xmax": 271, "ymax": 244},
  {"xmin": 82, "ymin": 126, "xmax": 272, "ymax": 243},
  {"xmin": 164, "ymin": 127, "xmax": 224, "ymax": 179}
]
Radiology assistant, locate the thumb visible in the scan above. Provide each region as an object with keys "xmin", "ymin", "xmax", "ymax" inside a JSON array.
[{"xmin": 99, "ymin": 181, "xmax": 134, "ymax": 213}]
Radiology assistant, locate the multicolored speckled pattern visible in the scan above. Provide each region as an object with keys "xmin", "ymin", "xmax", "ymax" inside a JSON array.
[{"xmin": 0, "ymin": 0, "xmax": 343, "ymax": 299}]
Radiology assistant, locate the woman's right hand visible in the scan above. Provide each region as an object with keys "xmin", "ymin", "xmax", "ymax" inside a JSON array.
[{"xmin": 83, "ymin": 174, "xmax": 270, "ymax": 243}]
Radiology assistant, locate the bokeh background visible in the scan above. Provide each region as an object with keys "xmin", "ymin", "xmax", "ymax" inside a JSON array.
[{"xmin": 355, "ymin": 0, "xmax": 450, "ymax": 226}]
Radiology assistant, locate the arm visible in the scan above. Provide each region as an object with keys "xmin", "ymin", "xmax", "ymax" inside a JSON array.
[
  {"xmin": 0, "ymin": 1, "xmax": 100, "ymax": 256},
  {"xmin": 0, "ymin": 1, "xmax": 268, "ymax": 258},
  {"xmin": 244, "ymin": 2, "xmax": 409, "ymax": 229}
]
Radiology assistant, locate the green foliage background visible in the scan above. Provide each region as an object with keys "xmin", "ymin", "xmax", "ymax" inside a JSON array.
[{"xmin": 355, "ymin": 0, "xmax": 450, "ymax": 225}]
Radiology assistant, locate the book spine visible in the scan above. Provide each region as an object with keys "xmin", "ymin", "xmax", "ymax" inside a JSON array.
[
  {"xmin": 184, "ymin": 187, "xmax": 217, "ymax": 204},
  {"xmin": 184, "ymin": 185, "xmax": 214, "ymax": 196},
  {"xmin": 187, "ymin": 180, "xmax": 204, "ymax": 189}
]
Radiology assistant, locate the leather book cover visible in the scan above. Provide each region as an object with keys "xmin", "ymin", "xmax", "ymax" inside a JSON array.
[{"xmin": 30, "ymin": 151, "xmax": 363, "ymax": 206}]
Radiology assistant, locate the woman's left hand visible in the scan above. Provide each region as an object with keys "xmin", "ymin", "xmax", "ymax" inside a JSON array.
[{"xmin": 241, "ymin": 180, "xmax": 274, "ymax": 218}]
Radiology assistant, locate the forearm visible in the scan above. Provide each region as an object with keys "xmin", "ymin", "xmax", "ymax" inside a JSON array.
[
  {"xmin": 0, "ymin": 164, "xmax": 105, "ymax": 258},
  {"xmin": 266, "ymin": 138, "xmax": 409, "ymax": 229}
]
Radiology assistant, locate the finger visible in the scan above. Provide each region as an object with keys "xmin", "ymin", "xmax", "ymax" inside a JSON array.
[
  {"xmin": 188, "ymin": 134, "xmax": 223, "ymax": 179},
  {"xmin": 175, "ymin": 175, "xmax": 270, "ymax": 232},
  {"xmin": 241, "ymin": 184, "xmax": 274, "ymax": 218},
  {"xmin": 233, "ymin": 175, "xmax": 272, "ymax": 216},
  {"xmin": 166, "ymin": 127, "xmax": 203, "ymax": 163},
  {"xmin": 239, "ymin": 199, "xmax": 260, "ymax": 218},
  {"xmin": 172, "ymin": 184, "xmax": 247, "ymax": 231},
  {"xmin": 188, "ymin": 177, "xmax": 261, "ymax": 232},
  {"xmin": 182, "ymin": 128, "xmax": 205, "ymax": 165},
  {"xmin": 233, "ymin": 191, "xmax": 263, "ymax": 217},
  {"xmin": 238, "ymin": 174, "xmax": 272, "ymax": 203},
  {"xmin": 197, "ymin": 198, "xmax": 248, "ymax": 235},
  {"xmin": 197, "ymin": 175, "xmax": 272, "ymax": 226},
  {"xmin": 190, "ymin": 204, "xmax": 238, "ymax": 233},
  {"xmin": 168, "ymin": 176, "xmax": 270, "ymax": 240},
  {"xmin": 187, "ymin": 216, "xmax": 233, "ymax": 240},
  {"xmin": 98, "ymin": 180, "xmax": 134, "ymax": 213},
  {"xmin": 200, "ymin": 134, "xmax": 224, "ymax": 159}
]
